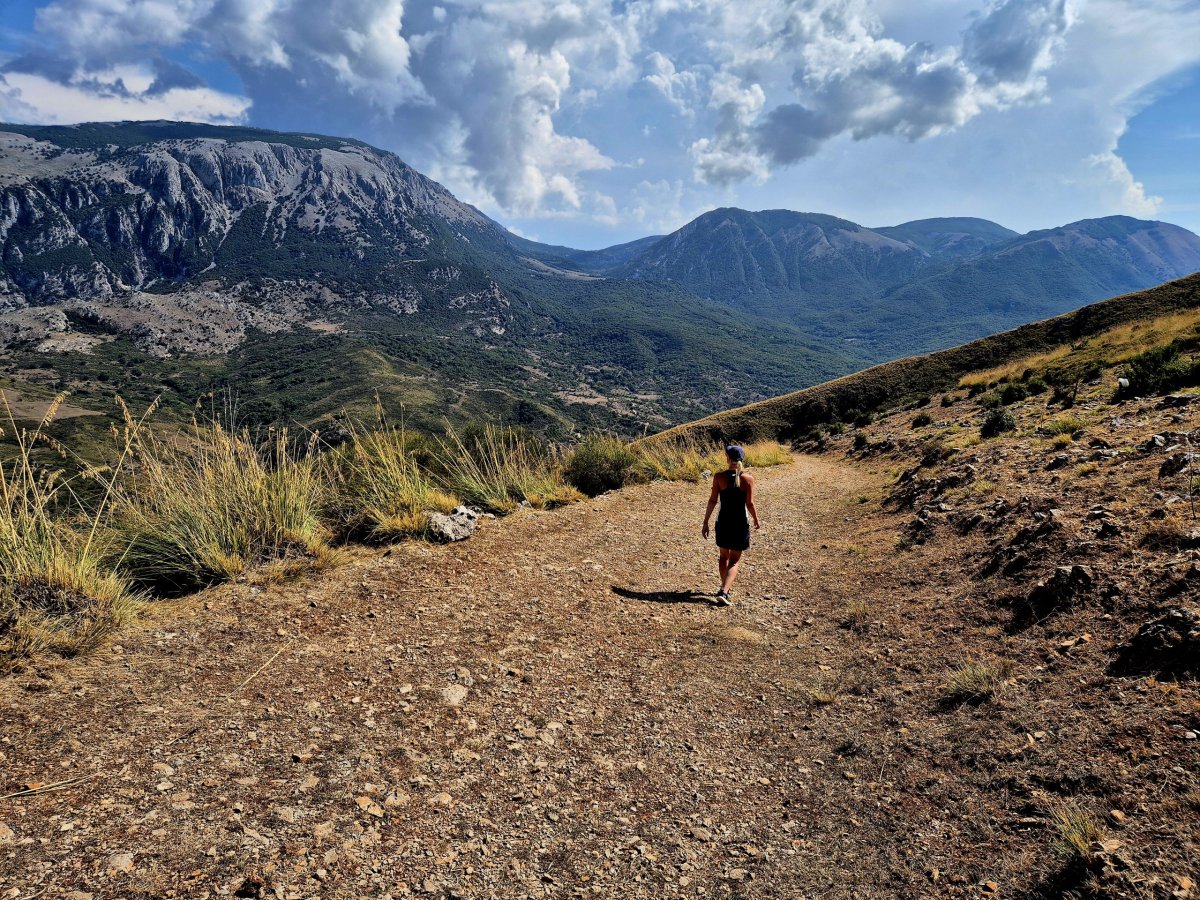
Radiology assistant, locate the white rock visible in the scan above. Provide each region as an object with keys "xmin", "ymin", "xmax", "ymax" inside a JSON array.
[{"xmin": 442, "ymin": 684, "xmax": 469, "ymax": 707}]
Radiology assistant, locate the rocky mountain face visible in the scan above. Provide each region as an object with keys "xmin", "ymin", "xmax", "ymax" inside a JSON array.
[
  {"xmin": 0, "ymin": 122, "xmax": 517, "ymax": 354},
  {"xmin": 0, "ymin": 122, "xmax": 855, "ymax": 434}
]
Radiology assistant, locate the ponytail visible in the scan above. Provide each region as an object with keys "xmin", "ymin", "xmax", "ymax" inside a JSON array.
[{"xmin": 732, "ymin": 459, "xmax": 744, "ymax": 488}]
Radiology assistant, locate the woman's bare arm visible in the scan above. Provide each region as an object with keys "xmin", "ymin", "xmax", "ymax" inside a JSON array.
[
  {"xmin": 744, "ymin": 474, "xmax": 761, "ymax": 529},
  {"xmin": 702, "ymin": 474, "xmax": 720, "ymax": 538}
]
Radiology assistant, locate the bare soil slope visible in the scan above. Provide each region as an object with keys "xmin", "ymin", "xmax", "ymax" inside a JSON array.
[{"xmin": 1, "ymin": 431, "xmax": 1197, "ymax": 898}]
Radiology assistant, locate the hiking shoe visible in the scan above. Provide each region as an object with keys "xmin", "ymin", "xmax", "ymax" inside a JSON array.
[{"xmin": 714, "ymin": 590, "xmax": 731, "ymax": 607}]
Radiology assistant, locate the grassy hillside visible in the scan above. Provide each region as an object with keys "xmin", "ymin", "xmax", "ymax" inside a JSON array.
[{"xmin": 653, "ymin": 272, "xmax": 1200, "ymax": 445}]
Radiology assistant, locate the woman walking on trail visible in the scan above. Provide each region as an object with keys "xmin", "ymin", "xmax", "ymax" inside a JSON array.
[{"xmin": 702, "ymin": 445, "xmax": 761, "ymax": 606}]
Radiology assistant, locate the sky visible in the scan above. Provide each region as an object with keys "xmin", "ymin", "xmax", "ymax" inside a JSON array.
[{"xmin": 0, "ymin": 0, "xmax": 1197, "ymax": 249}]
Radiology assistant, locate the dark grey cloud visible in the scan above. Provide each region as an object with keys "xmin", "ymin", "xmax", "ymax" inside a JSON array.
[
  {"xmin": 965, "ymin": 0, "xmax": 1072, "ymax": 86},
  {"xmin": 147, "ymin": 57, "xmax": 206, "ymax": 95}
]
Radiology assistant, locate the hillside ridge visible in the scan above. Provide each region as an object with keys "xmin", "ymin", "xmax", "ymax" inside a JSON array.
[{"xmin": 654, "ymin": 271, "xmax": 1200, "ymax": 445}]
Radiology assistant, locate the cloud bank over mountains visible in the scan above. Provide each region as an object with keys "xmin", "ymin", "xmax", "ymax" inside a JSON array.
[{"xmin": 0, "ymin": 0, "xmax": 1197, "ymax": 243}]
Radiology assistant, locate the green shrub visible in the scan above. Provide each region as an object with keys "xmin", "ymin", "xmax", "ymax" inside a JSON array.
[
  {"xmin": 563, "ymin": 434, "xmax": 640, "ymax": 497},
  {"xmin": 912, "ymin": 412, "xmax": 933, "ymax": 428},
  {"xmin": 980, "ymin": 408, "xmax": 1016, "ymax": 439},
  {"xmin": 1026, "ymin": 377, "xmax": 1048, "ymax": 395},
  {"xmin": 999, "ymin": 382, "xmax": 1028, "ymax": 405},
  {"xmin": 1117, "ymin": 343, "xmax": 1200, "ymax": 398}
]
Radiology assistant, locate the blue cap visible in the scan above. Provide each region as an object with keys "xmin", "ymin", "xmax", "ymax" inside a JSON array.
[{"xmin": 725, "ymin": 444, "xmax": 745, "ymax": 461}]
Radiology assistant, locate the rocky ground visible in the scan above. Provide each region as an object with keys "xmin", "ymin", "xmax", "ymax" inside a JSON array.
[{"xmin": 1, "ymin": 389, "xmax": 1198, "ymax": 898}]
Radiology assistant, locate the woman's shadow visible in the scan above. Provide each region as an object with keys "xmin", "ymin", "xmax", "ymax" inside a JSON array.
[{"xmin": 610, "ymin": 585, "xmax": 716, "ymax": 605}]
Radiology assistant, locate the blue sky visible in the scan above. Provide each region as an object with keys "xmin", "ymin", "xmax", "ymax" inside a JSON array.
[{"xmin": 1, "ymin": 0, "xmax": 1198, "ymax": 249}]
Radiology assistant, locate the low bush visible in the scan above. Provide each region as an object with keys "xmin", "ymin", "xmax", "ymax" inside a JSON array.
[
  {"xmin": 1116, "ymin": 343, "xmax": 1200, "ymax": 398},
  {"xmin": 999, "ymin": 382, "xmax": 1028, "ymax": 405},
  {"xmin": 980, "ymin": 408, "xmax": 1016, "ymax": 439},
  {"xmin": 563, "ymin": 434, "xmax": 639, "ymax": 496},
  {"xmin": 912, "ymin": 412, "xmax": 933, "ymax": 428}
]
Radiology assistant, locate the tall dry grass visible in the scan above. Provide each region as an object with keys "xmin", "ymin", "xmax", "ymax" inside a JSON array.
[
  {"xmin": 109, "ymin": 415, "xmax": 336, "ymax": 593},
  {"xmin": 961, "ymin": 307, "xmax": 1200, "ymax": 391},
  {"xmin": 0, "ymin": 393, "xmax": 139, "ymax": 669},
  {"xmin": 437, "ymin": 424, "xmax": 582, "ymax": 513},
  {"xmin": 566, "ymin": 435, "xmax": 793, "ymax": 496},
  {"xmin": 326, "ymin": 421, "xmax": 458, "ymax": 541}
]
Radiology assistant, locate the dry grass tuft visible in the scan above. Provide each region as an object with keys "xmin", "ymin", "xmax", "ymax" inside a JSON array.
[
  {"xmin": 941, "ymin": 658, "xmax": 1015, "ymax": 705},
  {"xmin": 109, "ymin": 414, "xmax": 335, "ymax": 594},
  {"xmin": 439, "ymin": 424, "xmax": 581, "ymax": 513},
  {"xmin": 1052, "ymin": 801, "xmax": 1107, "ymax": 861},
  {"xmin": 741, "ymin": 441, "xmax": 793, "ymax": 468},
  {"xmin": 328, "ymin": 422, "xmax": 458, "ymax": 542},
  {"xmin": 841, "ymin": 598, "xmax": 872, "ymax": 632},
  {"xmin": 0, "ymin": 393, "xmax": 140, "ymax": 669},
  {"xmin": 1038, "ymin": 415, "xmax": 1086, "ymax": 437},
  {"xmin": 631, "ymin": 438, "xmax": 714, "ymax": 484}
]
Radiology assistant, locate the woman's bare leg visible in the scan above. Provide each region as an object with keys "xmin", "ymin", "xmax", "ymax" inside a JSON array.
[
  {"xmin": 720, "ymin": 550, "xmax": 743, "ymax": 594},
  {"xmin": 718, "ymin": 549, "xmax": 730, "ymax": 587}
]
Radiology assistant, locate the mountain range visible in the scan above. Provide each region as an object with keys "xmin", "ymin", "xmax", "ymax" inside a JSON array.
[
  {"xmin": 521, "ymin": 208, "xmax": 1200, "ymax": 357},
  {"xmin": 2, "ymin": 120, "xmax": 1199, "ymax": 435}
]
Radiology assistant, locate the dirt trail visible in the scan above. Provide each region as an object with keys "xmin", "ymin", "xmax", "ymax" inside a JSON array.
[
  {"xmin": 6, "ymin": 440, "xmax": 1191, "ymax": 899},
  {"xmin": 2, "ymin": 456, "xmax": 928, "ymax": 898}
]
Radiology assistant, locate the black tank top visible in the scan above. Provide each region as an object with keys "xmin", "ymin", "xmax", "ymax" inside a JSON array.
[{"xmin": 717, "ymin": 470, "xmax": 747, "ymax": 522}]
